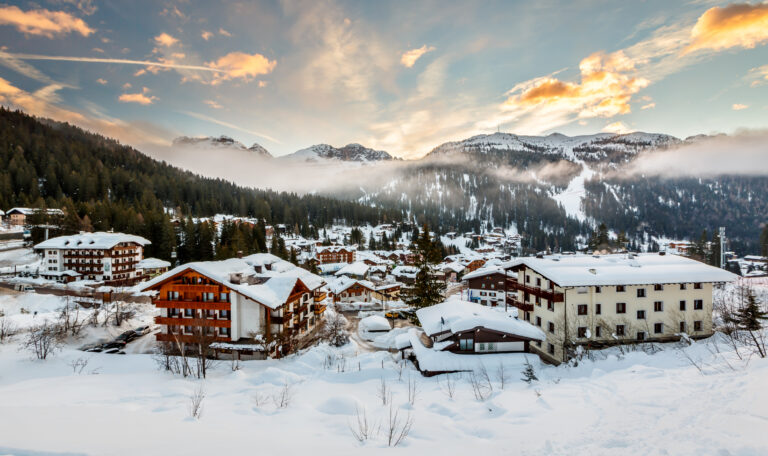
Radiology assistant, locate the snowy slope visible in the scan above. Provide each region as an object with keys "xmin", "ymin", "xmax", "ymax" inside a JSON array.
[{"xmin": 282, "ymin": 143, "xmax": 395, "ymax": 162}]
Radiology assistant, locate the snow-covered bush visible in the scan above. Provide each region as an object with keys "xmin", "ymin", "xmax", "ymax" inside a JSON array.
[{"xmin": 323, "ymin": 313, "xmax": 350, "ymax": 347}]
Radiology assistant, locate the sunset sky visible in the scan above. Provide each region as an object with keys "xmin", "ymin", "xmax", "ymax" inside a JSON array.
[{"xmin": 0, "ymin": 0, "xmax": 767, "ymax": 158}]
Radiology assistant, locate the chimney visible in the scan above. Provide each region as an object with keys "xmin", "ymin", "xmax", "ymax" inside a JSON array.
[{"xmin": 237, "ymin": 250, "xmax": 243, "ymax": 259}]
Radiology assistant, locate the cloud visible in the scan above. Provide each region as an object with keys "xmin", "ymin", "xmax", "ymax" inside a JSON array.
[
  {"xmin": 118, "ymin": 90, "xmax": 157, "ymax": 105},
  {"xmin": 6, "ymin": 52, "xmax": 223, "ymax": 73},
  {"xmin": 747, "ymin": 64, "xmax": 768, "ymax": 87},
  {"xmin": 641, "ymin": 102, "xmax": 656, "ymax": 110},
  {"xmin": 732, "ymin": 103, "xmax": 749, "ymax": 110},
  {"xmin": 400, "ymin": 45, "xmax": 435, "ymax": 68},
  {"xmin": 96, "ymin": 78, "xmax": 107, "ymax": 85},
  {"xmin": 204, "ymin": 52, "xmax": 276, "ymax": 84},
  {"xmin": 503, "ymin": 51, "xmax": 649, "ymax": 120},
  {"xmin": 684, "ymin": 3, "xmax": 768, "ymax": 54},
  {"xmin": 219, "ymin": 28, "xmax": 232, "ymax": 37},
  {"xmin": 204, "ymin": 99, "xmax": 223, "ymax": 109},
  {"xmin": 0, "ymin": 5, "xmax": 94, "ymax": 38},
  {"xmin": 122, "ymin": 82, "xmax": 132, "ymax": 89},
  {"xmin": 0, "ymin": 77, "xmax": 169, "ymax": 146},
  {"xmin": 154, "ymin": 33, "xmax": 179, "ymax": 47},
  {"xmin": 625, "ymin": 131, "xmax": 768, "ymax": 177},
  {"xmin": 201, "ymin": 30, "xmax": 213, "ymax": 40},
  {"xmin": 602, "ymin": 121, "xmax": 633, "ymax": 134},
  {"xmin": 54, "ymin": 0, "xmax": 97, "ymax": 16}
]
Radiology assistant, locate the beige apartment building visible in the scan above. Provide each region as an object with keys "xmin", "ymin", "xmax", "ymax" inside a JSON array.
[{"xmin": 502, "ymin": 253, "xmax": 737, "ymax": 363}]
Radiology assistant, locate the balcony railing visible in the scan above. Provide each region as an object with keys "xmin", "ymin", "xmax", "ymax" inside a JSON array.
[
  {"xmin": 155, "ymin": 333, "xmax": 230, "ymax": 343},
  {"xmin": 506, "ymin": 296, "xmax": 534, "ymax": 312},
  {"xmin": 312, "ymin": 304, "xmax": 327, "ymax": 314},
  {"xmin": 154, "ymin": 316, "xmax": 231, "ymax": 328},
  {"xmin": 153, "ymin": 300, "xmax": 230, "ymax": 310},
  {"xmin": 506, "ymin": 279, "xmax": 564, "ymax": 302}
]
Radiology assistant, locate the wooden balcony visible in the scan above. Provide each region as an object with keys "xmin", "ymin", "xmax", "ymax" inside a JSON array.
[
  {"xmin": 154, "ymin": 316, "xmax": 231, "ymax": 328},
  {"xmin": 314, "ymin": 292, "xmax": 327, "ymax": 302},
  {"xmin": 506, "ymin": 296, "xmax": 534, "ymax": 312},
  {"xmin": 153, "ymin": 300, "xmax": 230, "ymax": 310},
  {"xmin": 312, "ymin": 304, "xmax": 327, "ymax": 314},
  {"xmin": 506, "ymin": 279, "xmax": 564, "ymax": 302},
  {"xmin": 155, "ymin": 333, "xmax": 230, "ymax": 343},
  {"xmin": 271, "ymin": 311, "xmax": 292, "ymax": 324},
  {"xmin": 294, "ymin": 303, "xmax": 308, "ymax": 315},
  {"xmin": 164, "ymin": 284, "xmax": 221, "ymax": 294}
]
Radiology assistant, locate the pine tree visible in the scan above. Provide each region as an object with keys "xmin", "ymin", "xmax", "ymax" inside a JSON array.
[
  {"xmin": 400, "ymin": 224, "xmax": 446, "ymax": 310},
  {"xmin": 521, "ymin": 357, "xmax": 538, "ymax": 383},
  {"xmin": 727, "ymin": 289, "xmax": 767, "ymax": 357}
]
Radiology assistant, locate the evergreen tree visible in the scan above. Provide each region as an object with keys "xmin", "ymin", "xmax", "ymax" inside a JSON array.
[
  {"xmin": 400, "ymin": 224, "xmax": 446, "ymax": 310},
  {"xmin": 727, "ymin": 289, "xmax": 767, "ymax": 357}
]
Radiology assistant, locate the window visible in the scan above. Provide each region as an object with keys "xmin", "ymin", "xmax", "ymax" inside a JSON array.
[
  {"xmin": 596, "ymin": 304, "xmax": 602, "ymax": 315},
  {"xmin": 680, "ymin": 283, "xmax": 687, "ymax": 290},
  {"xmin": 637, "ymin": 331, "xmax": 646, "ymax": 341},
  {"xmin": 219, "ymin": 310, "xmax": 231, "ymax": 319},
  {"xmin": 654, "ymin": 301, "xmax": 663, "ymax": 312},
  {"xmin": 487, "ymin": 342, "xmax": 495, "ymax": 351},
  {"xmin": 595, "ymin": 326, "xmax": 602, "ymax": 337},
  {"xmin": 694, "ymin": 283, "xmax": 702, "ymax": 290},
  {"xmin": 184, "ymin": 325, "xmax": 193, "ymax": 334},
  {"xmin": 205, "ymin": 309, "xmax": 215, "ymax": 319},
  {"xmin": 654, "ymin": 284, "xmax": 663, "ymax": 291},
  {"xmin": 595, "ymin": 286, "xmax": 602, "ymax": 294},
  {"xmin": 577, "ymin": 304, "xmax": 588, "ymax": 315},
  {"xmin": 535, "ymin": 316, "xmax": 542, "ymax": 327},
  {"xmin": 679, "ymin": 300, "xmax": 686, "ymax": 311},
  {"xmin": 637, "ymin": 310, "xmax": 646, "ymax": 320},
  {"xmin": 548, "ymin": 322, "xmax": 555, "ymax": 333},
  {"xmin": 536, "ymin": 278, "xmax": 541, "ymax": 287},
  {"xmin": 536, "ymin": 340, "xmax": 542, "ymax": 347},
  {"xmin": 679, "ymin": 321, "xmax": 686, "ymax": 333},
  {"xmin": 637, "ymin": 288, "xmax": 646, "ymax": 298},
  {"xmin": 617, "ymin": 285, "xmax": 626, "ymax": 292},
  {"xmin": 654, "ymin": 323, "xmax": 663, "ymax": 334},
  {"xmin": 616, "ymin": 302, "xmax": 626, "ymax": 314},
  {"xmin": 694, "ymin": 299, "xmax": 703, "ymax": 310},
  {"xmin": 694, "ymin": 321, "xmax": 702, "ymax": 332},
  {"xmin": 479, "ymin": 343, "xmax": 486, "ymax": 351},
  {"xmin": 616, "ymin": 325, "xmax": 625, "ymax": 336},
  {"xmin": 184, "ymin": 308, "xmax": 194, "ymax": 318},
  {"xmin": 459, "ymin": 338, "xmax": 474, "ymax": 351},
  {"xmin": 526, "ymin": 275, "xmax": 530, "ymax": 283},
  {"xmin": 548, "ymin": 343, "xmax": 555, "ymax": 355},
  {"xmin": 219, "ymin": 327, "xmax": 230, "ymax": 337},
  {"xmin": 547, "ymin": 301, "xmax": 554, "ymax": 311},
  {"xmin": 578, "ymin": 327, "xmax": 588, "ymax": 338},
  {"xmin": 220, "ymin": 292, "xmax": 229, "ymax": 302}
]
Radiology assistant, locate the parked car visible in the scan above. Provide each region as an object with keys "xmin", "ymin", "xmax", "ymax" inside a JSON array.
[
  {"xmin": 115, "ymin": 330, "xmax": 139, "ymax": 343},
  {"xmin": 133, "ymin": 326, "xmax": 152, "ymax": 336},
  {"xmin": 103, "ymin": 348, "xmax": 121, "ymax": 354},
  {"xmin": 101, "ymin": 341, "xmax": 126, "ymax": 350}
]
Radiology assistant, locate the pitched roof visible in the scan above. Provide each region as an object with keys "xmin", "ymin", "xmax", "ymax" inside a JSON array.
[
  {"xmin": 35, "ymin": 232, "xmax": 151, "ymax": 250},
  {"xmin": 416, "ymin": 299, "xmax": 545, "ymax": 341}
]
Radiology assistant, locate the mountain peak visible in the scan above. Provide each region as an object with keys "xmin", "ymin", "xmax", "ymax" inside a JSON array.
[
  {"xmin": 283, "ymin": 143, "xmax": 394, "ymax": 162},
  {"xmin": 172, "ymin": 135, "xmax": 272, "ymax": 158}
]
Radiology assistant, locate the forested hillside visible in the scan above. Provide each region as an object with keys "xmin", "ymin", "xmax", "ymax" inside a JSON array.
[{"xmin": 0, "ymin": 108, "xmax": 398, "ymax": 259}]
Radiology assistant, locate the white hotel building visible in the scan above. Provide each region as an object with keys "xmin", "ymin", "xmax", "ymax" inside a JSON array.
[{"xmin": 469, "ymin": 253, "xmax": 736, "ymax": 364}]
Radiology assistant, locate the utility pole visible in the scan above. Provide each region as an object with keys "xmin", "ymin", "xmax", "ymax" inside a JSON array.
[{"xmin": 719, "ymin": 226, "xmax": 726, "ymax": 269}]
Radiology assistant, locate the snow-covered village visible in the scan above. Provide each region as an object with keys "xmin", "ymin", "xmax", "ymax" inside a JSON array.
[{"xmin": 1, "ymin": 1, "xmax": 768, "ymax": 455}]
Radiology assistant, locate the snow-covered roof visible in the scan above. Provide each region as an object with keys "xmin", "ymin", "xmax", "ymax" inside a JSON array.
[
  {"xmin": 438, "ymin": 262, "xmax": 465, "ymax": 273},
  {"xmin": 35, "ymin": 232, "xmax": 151, "ymax": 250},
  {"xmin": 392, "ymin": 265, "xmax": 419, "ymax": 278},
  {"xmin": 316, "ymin": 245, "xmax": 356, "ymax": 253},
  {"xmin": 137, "ymin": 258, "xmax": 171, "ymax": 270},
  {"xmin": 335, "ymin": 261, "xmax": 369, "ymax": 277},
  {"xmin": 359, "ymin": 315, "xmax": 391, "ymax": 332},
  {"xmin": 6, "ymin": 207, "xmax": 64, "ymax": 216},
  {"xmin": 504, "ymin": 253, "xmax": 738, "ymax": 287},
  {"xmin": 137, "ymin": 254, "xmax": 322, "ymax": 310},
  {"xmin": 417, "ymin": 298, "xmax": 545, "ymax": 341},
  {"xmin": 325, "ymin": 275, "xmax": 375, "ymax": 294},
  {"xmin": 462, "ymin": 266, "xmax": 506, "ymax": 281}
]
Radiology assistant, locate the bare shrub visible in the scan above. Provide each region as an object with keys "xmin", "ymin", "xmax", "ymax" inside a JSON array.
[
  {"xmin": 385, "ymin": 403, "xmax": 414, "ymax": 447},
  {"xmin": 322, "ymin": 312, "xmax": 350, "ymax": 347},
  {"xmin": 0, "ymin": 317, "xmax": 19, "ymax": 343},
  {"xmin": 58, "ymin": 299, "xmax": 86, "ymax": 338},
  {"xmin": 22, "ymin": 322, "xmax": 62, "ymax": 360},
  {"xmin": 377, "ymin": 376, "xmax": 391, "ymax": 406},
  {"xmin": 468, "ymin": 372, "xmax": 489, "ymax": 401},
  {"xmin": 188, "ymin": 383, "xmax": 205, "ymax": 420},
  {"xmin": 496, "ymin": 362, "xmax": 508, "ymax": 390},
  {"xmin": 349, "ymin": 405, "xmax": 378, "ymax": 443},
  {"xmin": 68, "ymin": 357, "xmax": 89, "ymax": 374},
  {"xmin": 272, "ymin": 379, "xmax": 295, "ymax": 409},
  {"xmin": 252, "ymin": 391, "xmax": 267, "ymax": 407},
  {"xmin": 439, "ymin": 373, "xmax": 456, "ymax": 399},
  {"xmin": 407, "ymin": 375, "xmax": 419, "ymax": 406}
]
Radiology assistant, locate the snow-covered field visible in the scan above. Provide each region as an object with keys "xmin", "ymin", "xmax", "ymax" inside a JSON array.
[{"xmin": 0, "ymin": 288, "xmax": 767, "ymax": 455}]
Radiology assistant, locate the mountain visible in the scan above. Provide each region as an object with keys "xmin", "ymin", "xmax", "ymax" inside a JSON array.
[
  {"xmin": 282, "ymin": 143, "xmax": 394, "ymax": 162},
  {"xmin": 172, "ymin": 135, "xmax": 272, "ymax": 158}
]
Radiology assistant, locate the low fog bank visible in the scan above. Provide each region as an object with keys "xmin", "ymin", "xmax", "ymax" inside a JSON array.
[{"xmin": 624, "ymin": 130, "xmax": 768, "ymax": 178}]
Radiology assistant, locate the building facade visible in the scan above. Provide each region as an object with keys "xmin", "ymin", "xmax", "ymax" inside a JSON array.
[
  {"xmin": 316, "ymin": 246, "xmax": 357, "ymax": 264},
  {"xmin": 34, "ymin": 232, "xmax": 150, "ymax": 285},
  {"xmin": 501, "ymin": 253, "xmax": 736, "ymax": 363}
]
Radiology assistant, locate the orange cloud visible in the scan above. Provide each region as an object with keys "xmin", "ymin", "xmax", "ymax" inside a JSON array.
[
  {"xmin": 504, "ymin": 50, "xmax": 649, "ymax": 119},
  {"xmin": 205, "ymin": 52, "xmax": 276, "ymax": 84},
  {"xmin": 204, "ymin": 99, "xmax": 223, "ymax": 109},
  {"xmin": 732, "ymin": 103, "xmax": 749, "ymax": 110},
  {"xmin": 684, "ymin": 3, "xmax": 768, "ymax": 54},
  {"xmin": 118, "ymin": 91, "xmax": 157, "ymax": 105},
  {"xmin": 400, "ymin": 45, "xmax": 435, "ymax": 68},
  {"xmin": 0, "ymin": 5, "xmax": 94, "ymax": 38},
  {"xmin": 201, "ymin": 30, "xmax": 213, "ymax": 41},
  {"xmin": 641, "ymin": 102, "xmax": 656, "ymax": 110},
  {"xmin": 602, "ymin": 121, "xmax": 633, "ymax": 134},
  {"xmin": 96, "ymin": 78, "xmax": 107, "ymax": 85},
  {"xmin": 154, "ymin": 32, "xmax": 179, "ymax": 47}
]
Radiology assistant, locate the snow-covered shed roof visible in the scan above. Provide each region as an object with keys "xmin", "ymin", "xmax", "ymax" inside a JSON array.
[
  {"xmin": 462, "ymin": 266, "xmax": 505, "ymax": 281},
  {"xmin": 392, "ymin": 265, "xmax": 419, "ymax": 278},
  {"xmin": 504, "ymin": 253, "xmax": 738, "ymax": 287},
  {"xmin": 417, "ymin": 298, "xmax": 545, "ymax": 341},
  {"xmin": 335, "ymin": 261, "xmax": 369, "ymax": 277},
  {"xmin": 137, "ymin": 258, "xmax": 171, "ymax": 270},
  {"xmin": 35, "ymin": 232, "xmax": 151, "ymax": 250},
  {"xmin": 316, "ymin": 245, "xmax": 356, "ymax": 253},
  {"xmin": 359, "ymin": 315, "xmax": 391, "ymax": 332},
  {"xmin": 325, "ymin": 275, "xmax": 375, "ymax": 294},
  {"xmin": 137, "ymin": 257, "xmax": 318, "ymax": 310}
]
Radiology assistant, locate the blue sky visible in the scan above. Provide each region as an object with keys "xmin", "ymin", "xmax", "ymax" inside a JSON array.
[{"xmin": 0, "ymin": 0, "xmax": 767, "ymax": 158}]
